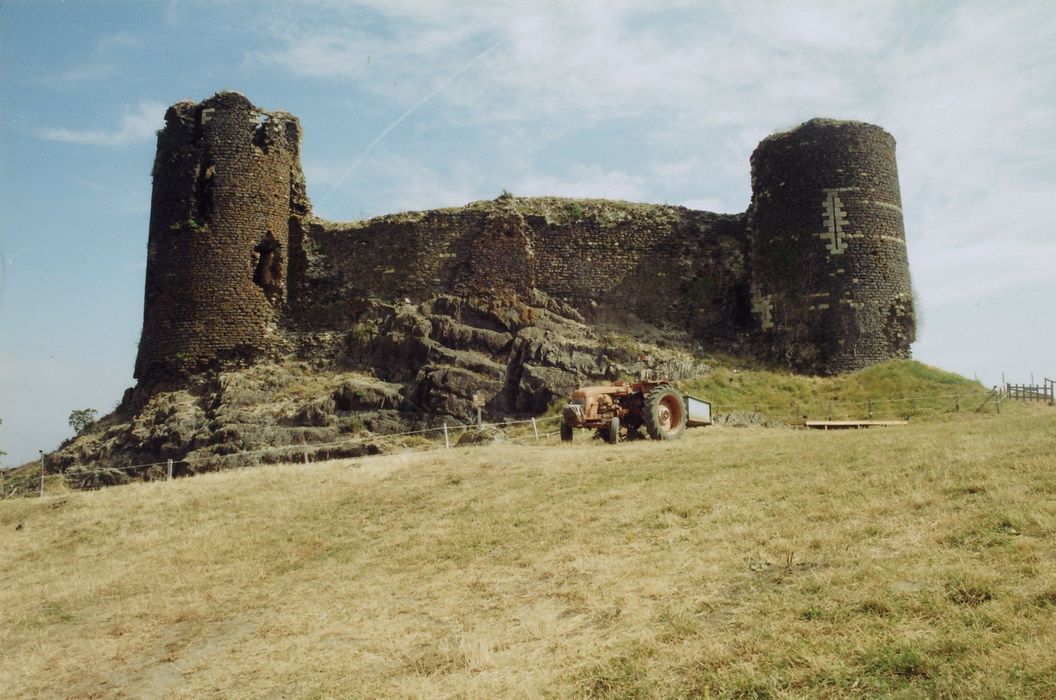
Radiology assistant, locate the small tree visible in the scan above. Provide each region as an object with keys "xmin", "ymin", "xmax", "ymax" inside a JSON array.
[{"xmin": 69, "ymin": 408, "xmax": 98, "ymax": 434}]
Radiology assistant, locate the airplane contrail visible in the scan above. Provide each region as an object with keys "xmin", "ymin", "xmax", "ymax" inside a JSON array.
[{"xmin": 319, "ymin": 38, "xmax": 505, "ymax": 204}]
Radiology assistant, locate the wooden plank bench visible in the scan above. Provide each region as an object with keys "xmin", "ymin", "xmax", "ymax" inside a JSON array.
[{"xmin": 800, "ymin": 420, "xmax": 909, "ymax": 430}]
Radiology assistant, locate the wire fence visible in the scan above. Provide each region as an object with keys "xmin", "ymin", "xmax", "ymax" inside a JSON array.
[
  {"xmin": 0, "ymin": 414, "xmax": 567, "ymax": 499},
  {"xmin": 709, "ymin": 388, "xmax": 1002, "ymax": 423},
  {"xmin": 0, "ymin": 386, "xmax": 1015, "ymax": 499}
]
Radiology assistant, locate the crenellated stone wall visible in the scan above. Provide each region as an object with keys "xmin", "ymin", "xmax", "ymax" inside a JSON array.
[{"xmin": 135, "ymin": 93, "xmax": 914, "ymax": 384}]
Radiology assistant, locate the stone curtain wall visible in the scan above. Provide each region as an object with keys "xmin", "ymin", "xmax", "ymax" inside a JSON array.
[
  {"xmin": 289, "ymin": 210, "xmax": 478, "ymax": 328},
  {"xmin": 136, "ymin": 94, "xmax": 914, "ymax": 381},
  {"xmin": 747, "ymin": 119, "xmax": 914, "ymax": 373},
  {"xmin": 135, "ymin": 93, "xmax": 310, "ymax": 380},
  {"xmin": 528, "ymin": 205, "xmax": 749, "ymax": 339},
  {"xmin": 293, "ymin": 197, "xmax": 752, "ymax": 343}
]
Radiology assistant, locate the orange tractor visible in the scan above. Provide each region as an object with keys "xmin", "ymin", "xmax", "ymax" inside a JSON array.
[{"xmin": 559, "ymin": 379, "xmax": 712, "ymax": 443}]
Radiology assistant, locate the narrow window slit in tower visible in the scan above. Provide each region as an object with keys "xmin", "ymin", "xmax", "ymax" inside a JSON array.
[
  {"xmin": 193, "ymin": 162, "xmax": 214, "ymax": 223},
  {"xmin": 252, "ymin": 233, "xmax": 283, "ymax": 305}
]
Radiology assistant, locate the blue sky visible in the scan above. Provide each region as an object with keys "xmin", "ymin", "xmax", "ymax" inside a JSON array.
[{"xmin": 1, "ymin": 0, "xmax": 1054, "ymax": 466}]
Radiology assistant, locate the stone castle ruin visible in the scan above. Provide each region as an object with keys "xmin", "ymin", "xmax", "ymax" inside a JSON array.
[
  {"xmin": 137, "ymin": 92, "xmax": 913, "ymax": 384},
  {"xmin": 45, "ymin": 91, "xmax": 916, "ymax": 475}
]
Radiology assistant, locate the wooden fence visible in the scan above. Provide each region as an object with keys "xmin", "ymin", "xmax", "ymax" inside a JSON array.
[{"xmin": 1006, "ymin": 381, "xmax": 1054, "ymax": 403}]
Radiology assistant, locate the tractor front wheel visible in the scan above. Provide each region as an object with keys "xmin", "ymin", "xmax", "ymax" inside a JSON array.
[
  {"xmin": 603, "ymin": 416, "xmax": 620, "ymax": 444},
  {"xmin": 560, "ymin": 422, "xmax": 573, "ymax": 442},
  {"xmin": 644, "ymin": 386, "xmax": 686, "ymax": 440}
]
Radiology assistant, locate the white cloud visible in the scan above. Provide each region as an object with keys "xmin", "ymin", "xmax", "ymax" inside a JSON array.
[
  {"xmin": 248, "ymin": 32, "xmax": 379, "ymax": 81},
  {"xmin": 35, "ymin": 101, "xmax": 166, "ymax": 147},
  {"xmin": 311, "ymin": 154, "xmax": 489, "ymax": 221},
  {"xmin": 95, "ymin": 33, "xmax": 142, "ymax": 53},
  {"xmin": 648, "ymin": 157, "xmax": 704, "ymax": 183},
  {"xmin": 0, "ymin": 356, "xmax": 132, "ymax": 468},
  {"xmin": 913, "ymin": 238, "xmax": 1056, "ymax": 306},
  {"xmin": 30, "ymin": 62, "xmax": 118, "ymax": 85},
  {"xmin": 878, "ymin": 2, "xmax": 1056, "ymax": 310},
  {"xmin": 256, "ymin": 0, "xmax": 1056, "ymax": 313},
  {"xmin": 302, "ymin": 160, "xmax": 349, "ymax": 188},
  {"xmin": 30, "ymin": 33, "xmax": 141, "ymax": 85},
  {"xmin": 71, "ymin": 177, "xmax": 151, "ymax": 215},
  {"xmin": 681, "ymin": 198, "xmax": 735, "ymax": 214},
  {"xmin": 725, "ymin": 0, "xmax": 897, "ymax": 52},
  {"xmin": 510, "ymin": 166, "xmax": 649, "ymax": 203}
]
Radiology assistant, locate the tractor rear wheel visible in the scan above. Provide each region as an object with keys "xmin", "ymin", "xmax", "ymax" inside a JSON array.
[
  {"xmin": 603, "ymin": 416, "xmax": 620, "ymax": 444},
  {"xmin": 560, "ymin": 422, "xmax": 573, "ymax": 442},
  {"xmin": 644, "ymin": 385, "xmax": 686, "ymax": 440}
]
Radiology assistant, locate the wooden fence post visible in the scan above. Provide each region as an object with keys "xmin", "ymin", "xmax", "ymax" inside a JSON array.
[
  {"xmin": 531, "ymin": 417, "xmax": 539, "ymax": 441},
  {"xmin": 443, "ymin": 423, "xmax": 450, "ymax": 449},
  {"xmin": 167, "ymin": 459, "xmax": 174, "ymax": 480},
  {"xmin": 867, "ymin": 399, "xmax": 872, "ymax": 419},
  {"xmin": 39, "ymin": 451, "xmax": 45, "ymax": 498}
]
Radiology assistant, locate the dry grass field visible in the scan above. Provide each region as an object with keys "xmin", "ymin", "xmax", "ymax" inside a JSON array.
[{"xmin": 2, "ymin": 405, "xmax": 1055, "ymax": 698}]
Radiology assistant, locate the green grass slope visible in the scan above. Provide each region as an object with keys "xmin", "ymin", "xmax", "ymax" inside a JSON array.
[
  {"xmin": 683, "ymin": 359, "xmax": 991, "ymax": 420},
  {"xmin": 2, "ymin": 404, "xmax": 1054, "ymax": 698}
]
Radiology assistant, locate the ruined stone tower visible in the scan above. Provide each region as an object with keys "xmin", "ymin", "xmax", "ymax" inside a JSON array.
[
  {"xmin": 747, "ymin": 119, "xmax": 914, "ymax": 373},
  {"xmin": 134, "ymin": 94, "xmax": 914, "ymax": 385},
  {"xmin": 135, "ymin": 92, "xmax": 310, "ymax": 380}
]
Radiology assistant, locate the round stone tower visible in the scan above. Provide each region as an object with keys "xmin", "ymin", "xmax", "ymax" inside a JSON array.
[
  {"xmin": 747, "ymin": 119, "xmax": 915, "ymax": 373},
  {"xmin": 135, "ymin": 92, "xmax": 311, "ymax": 380}
]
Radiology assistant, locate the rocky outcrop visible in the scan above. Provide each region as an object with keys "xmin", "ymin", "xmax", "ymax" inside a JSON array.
[
  {"xmin": 39, "ymin": 96, "xmax": 919, "ymax": 485},
  {"xmin": 48, "ymin": 291, "xmax": 709, "ymax": 480}
]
